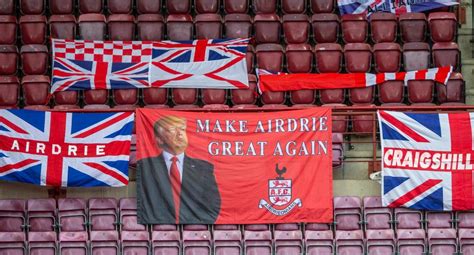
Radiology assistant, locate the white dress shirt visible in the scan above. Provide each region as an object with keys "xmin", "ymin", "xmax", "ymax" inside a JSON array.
[{"xmin": 162, "ymin": 151, "xmax": 184, "ymax": 182}]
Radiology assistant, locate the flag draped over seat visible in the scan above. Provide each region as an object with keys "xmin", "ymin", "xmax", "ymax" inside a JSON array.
[
  {"xmin": 337, "ymin": 0, "xmax": 458, "ymax": 16},
  {"xmin": 51, "ymin": 38, "xmax": 250, "ymax": 93}
]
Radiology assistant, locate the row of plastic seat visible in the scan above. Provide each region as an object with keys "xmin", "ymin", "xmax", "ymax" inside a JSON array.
[
  {"xmin": 1, "ymin": 11, "xmax": 457, "ymax": 44},
  {"xmin": 10, "ymin": 0, "xmax": 339, "ymax": 15}
]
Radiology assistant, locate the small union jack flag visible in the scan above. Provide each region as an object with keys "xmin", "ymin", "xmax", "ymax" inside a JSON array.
[
  {"xmin": 0, "ymin": 109, "xmax": 134, "ymax": 187},
  {"xmin": 338, "ymin": 0, "xmax": 458, "ymax": 16}
]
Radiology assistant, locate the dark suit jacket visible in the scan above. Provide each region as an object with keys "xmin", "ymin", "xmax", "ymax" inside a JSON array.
[{"xmin": 137, "ymin": 153, "xmax": 221, "ymax": 224}]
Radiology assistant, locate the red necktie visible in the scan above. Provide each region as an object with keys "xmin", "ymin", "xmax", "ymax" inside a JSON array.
[{"xmin": 170, "ymin": 156, "xmax": 181, "ymax": 223}]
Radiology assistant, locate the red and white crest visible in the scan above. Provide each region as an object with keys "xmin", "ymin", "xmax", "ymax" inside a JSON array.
[{"xmin": 268, "ymin": 179, "xmax": 292, "ymax": 206}]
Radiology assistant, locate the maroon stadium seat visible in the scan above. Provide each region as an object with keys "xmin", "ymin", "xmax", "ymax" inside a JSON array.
[
  {"xmin": 166, "ymin": 14, "xmax": 193, "ymax": 40},
  {"xmin": 306, "ymin": 223, "xmax": 331, "ymax": 231},
  {"xmin": 408, "ymin": 80, "xmax": 435, "ymax": 105},
  {"xmin": 341, "ymin": 14, "xmax": 368, "ymax": 43},
  {"xmin": 19, "ymin": 15, "xmax": 47, "ymax": 45},
  {"xmin": 88, "ymin": 198, "xmax": 118, "ymax": 231},
  {"xmin": 311, "ymin": 13, "xmax": 339, "ymax": 43},
  {"xmin": 305, "ymin": 230, "xmax": 334, "ymax": 254},
  {"xmin": 231, "ymin": 74, "xmax": 257, "ymax": 106},
  {"xmin": 0, "ymin": 199, "xmax": 25, "ymax": 232},
  {"xmin": 275, "ymin": 223, "xmax": 300, "ymax": 231},
  {"xmin": 460, "ymin": 229, "xmax": 474, "ymax": 255},
  {"xmin": 432, "ymin": 42, "xmax": 460, "ymax": 71},
  {"xmin": 0, "ymin": 45, "xmax": 18, "ymax": 75},
  {"xmin": 457, "ymin": 211, "xmax": 474, "ymax": 229},
  {"xmin": 397, "ymin": 229, "xmax": 426, "ymax": 255},
  {"xmin": 253, "ymin": 0, "xmax": 277, "ymax": 14},
  {"xmin": 59, "ymin": 232, "xmax": 88, "ymax": 255},
  {"xmin": 244, "ymin": 230, "xmax": 273, "ymax": 255},
  {"xmin": 438, "ymin": 72, "xmax": 464, "ymax": 105},
  {"xmin": 143, "ymin": 88, "xmax": 168, "ymax": 106},
  {"xmin": 310, "ymin": 0, "xmax": 334, "ymax": 13},
  {"xmin": 246, "ymin": 45, "xmax": 255, "ymax": 73},
  {"xmin": 426, "ymin": 211, "xmax": 454, "ymax": 229},
  {"xmin": 79, "ymin": 0, "xmax": 103, "ymax": 14},
  {"xmin": 21, "ymin": 44, "xmax": 48, "ymax": 75},
  {"xmin": 166, "ymin": 0, "xmax": 190, "ymax": 14},
  {"xmin": 49, "ymin": 15, "xmax": 76, "ymax": 40},
  {"xmin": 344, "ymin": 43, "xmax": 372, "ymax": 73},
  {"xmin": 27, "ymin": 198, "xmax": 56, "ymax": 232},
  {"xmin": 0, "ymin": 15, "xmax": 17, "ymax": 44},
  {"xmin": 213, "ymin": 230, "xmax": 241, "ymax": 255},
  {"xmin": 275, "ymin": 230, "xmax": 303, "ymax": 254},
  {"xmin": 399, "ymin": 13, "xmax": 427, "ymax": 43},
  {"xmin": 108, "ymin": 14, "xmax": 135, "ymax": 41},
  {"xmin": 363, "ymin": 196, "xmax": 392, "ymax": 230},
  {"xmin": 256, "ymin": 43, "xmax": 284, "ymax": 72},
  {"xmin": 195, "ymin": 13, "xmax": 222, "ymax": 39},
  {"xmin": 282, "ymin": 14, "xmax": 310, "ymax": 44},
  {"xmin": 334, "ymin": 196, "xmax": 362, "ymax": 230},
  {"xmin": 281, "ymin": 0, "xmax": 305, "ymax": 13},
  {"xmin": 379, "ymin": 81, "xmax": 405, "ymax": 105},
  {"xmin": 195, "ymin": 0, "xmax": 219, "ymax": 13},
  {"xmin": 83, "ymin": 89, "xmax": 109, "ymax": 105},
  {"xmin": 0, "ymin": 232, "xmax": 26, "ymax": 255},
  {"xmin": 335, "ymin": 230, "xmax": 364, "ymax": 255},
  {"xmin": 108, "ymin": 0, "xmax": 133, "ymax": 14},
  {"xmin": 119, "ymin": 198, "xmax": 147, "ymax": 231},
  {"xmin": 0, "ymin": 76, "xmax": 19, "ymax": 108},
  {"xmin": 152, "ymin": 230, "xmax": 180, "ymax": 255},
  {"xmin": 22, "ymin": 75, "xmax": 50, "ymax": 106},
  {"xmin": 244, "ymin": 224, "xmax": 269, "ymax": 231},
  {"xmin": 370, "ymin": 12, "xmax": 397, "ymax": 43},
  {"xmin": 428, "ymin": 228, "xmax": 457, "ymax": 255},
  {"xmin": 90, "ymin": 231, "xmax": 119, "ymax": 255},
  {"xmin": 332, "ymin": 134, "xmax": 343, "ymax": 167},
  {"xmin": 58, "ymin": 198, "xmax": 87, "ymax": 232},
  {"xmin": 54, "ymin": 91, "xmax": 79, "ymax": 107},
  {"xmin": 373, "ymin": 43, "xmax": 401, "ymax": 72},
  {"xmin": 137, "ymin": 0, "xmax": 161, "ymax": 14},
  {"xmin": 366, "ymin": 229, "xmax": 395, "ymax": 255},
  {"xmin": 253, "ymin": 14, "xmax": 281, "ymax": 44},
  {"xmin": 183, "ymin": 230, "xmax": 212, "ymax": 255},
  {"xmin": 224, "ymin": 0, "xmax": 248, "ymax": 13},
  {"xmin": 428, "ymin": 12, "xmax": 457, "ymax": 42},
  {"xmin": 214, "ymin": 224, "xmax": 239, "ymax": 230},
  {"xmin": 0, "ymin": 0, "xmax": 15, "ymax": 15},
  {"xmin": 183, "ymin": 225, "xmax": 208, "ymax": 231},
  {"xmin": 315, "ymin": 44, "xmax": 344, "ymax": 105},
  {"xmin": 50, "ymin": 0, "xmax": 73, "ymax": 14},
  {"xmin": 28, "ymin": 231, "xmax": 56, "ymax": 255},
  {"xmin": 395, "ymin": 208, "xmax": 423, "ymax": 229},
  {"xmin": 78, "ymin": 14, "xmax": 107, "ymax": 40},
  {"xmin": 171, "ymin": 88, "xmax": 199, "ymax": 106},
  {"xmin": 224, "ymin": 14, "xmax": 252, "ymax": 39},
  {"xmin": 152, "ymin": 224, "xmax": 178, "ymax": 231},
  {"xmin": 403, "ymin": 42, "xmax": 430, "ymax": 71},
  {"xmin": 201, "ymin": 88, "xmax": 227, "ymax": 106},
  {"xmin": 287, "ymin": 44, "xmax": 315, "ymax": 105},
  {"xmin": 20, "ymin": 0, "xmax": 45, "ymax": 15},
  {"xmin": 137, "ymin": 14, "xmax": 165, "ymax": 41},
  {"xmin": 113, "ymin": 89, "xmax": 138, "ymax": 106}
]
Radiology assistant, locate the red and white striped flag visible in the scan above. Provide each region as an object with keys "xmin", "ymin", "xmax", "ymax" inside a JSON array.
[{"xmin": 257, "ymin": 66, "xmax": 453, "ymax": 93}]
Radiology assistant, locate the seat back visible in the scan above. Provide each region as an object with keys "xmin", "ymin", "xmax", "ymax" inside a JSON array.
[{"xmin": 311, "ymin": 14, "xmax": 339, "ymax": 43}]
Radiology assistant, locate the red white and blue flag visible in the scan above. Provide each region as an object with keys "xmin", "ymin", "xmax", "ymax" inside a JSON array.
[
  {"xmin": 338, "ymin": 0, "xmax": 458, "ymax": 16},
  {"xmin": 379, "ymin": 110, "xmax": 474, "ymax": 211},
  {"xmin": 51, "ymin": 39, "xmax": 249, "ymax": 93},
  {"xmin": 0, "ymin": 109, "xmax": 134, "ymax": 187}
]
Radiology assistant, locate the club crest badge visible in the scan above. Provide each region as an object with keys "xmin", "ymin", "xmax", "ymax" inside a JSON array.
[{"xmin": 259, "ymin": 163, "xmax": 302, "ymax": 216}]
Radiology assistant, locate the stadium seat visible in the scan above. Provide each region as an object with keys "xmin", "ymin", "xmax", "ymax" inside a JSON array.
[
  {"xmin": 311, "ymin": 13, "xmax": 339, "ymax": 43},
  {"xmin": 28, "ymin": 231, "xmax": 56, "ymax": 255},
  {"xmin": 366, "ymin": 229, "xmax": 395, "ymax": 254},
  {"xmin": 428, "ymin": 12, "xmax": 457, "ymax": 42},
  {"xmin": 113, "ymin": 89, "xmax": 139, "ymax": 106},
  {"xmin": 79, "ymin": 0, "xmax": 103, "ymax": 14},
  {"xmin": 201, "ymin": 89, "xmax": 227, "ymax": 106},
  {"xmin": 22, "ymin": 75, "xmax": 50, "ymax": 106},
  {"xmin": 310, "ymin": 0, "xmax": 334, "ymax": 13},
  {"xmin": 137, "ymin": 14, "xmax": 165, "ymax": 41},
  {"xmin": 183, "ymin": 225, "xmax": 209, "ymax": 231},
  {"xmin": 152, "ymin": 224, "xmax": 178, "ymax": 231},
  {"xmin": 306, "ymin": 223, "xmax": 331, "ymax": 230},
  {"xmin": 253, "ymin": 0, "xmax": 277, "ymax": 13},
  {"xmin": 90, "ymin": 231, "xmax": 119, "ymax": 255},
  {"xmin": 89, "ymin": 198, "xmax": 118, "ymax": 231},
  {"xmin": 224, "ymin": 14, "xmax": 252, "ymax": 39},
  {"xmin": 49, "ymin": 15, "xmax": 76, "ymax": 40},
  {"xmin": 333, "ymin": 133, "xmax": 344, "ymax": 167},
  {"xmin": 286, "ymin": 44, "xmax": 314, "ymax": 104},
  {"xmin": 183, "ymin": 230, "xmax": 212, "ymax": 255},
  {"xmin": 256, "ymin": 43, "xmax": 284, "ymax": 72},
  {"xmin": 195, "ymin": 0, "xmax": 219, "ymax": 13},
  {"xmin": 274, "ymin": 224, "xmax": 299, "ymax": 231},
  {"xmin": 119, "ymin": 198, "xmax": 147, "ymax": 231},
  {"xmin": 335, "ymin": 230, "xmax": 365, "ymax": 255},
  {"xmin": 432, "ymin": 42, "xmax": 460, "ymax": 71},
  {"xmin": 171, "ymin": 88, "xmax": 199, "ymax": 106},
  {"xmin": 305, "ymin": 230, "xmax": 334, "ymax": 254},
  {"xmin": 143, "ymin": 88, "xmax": 168, "ymax": 106},
  {"xmin": 246, "ymin": 45, "xmax": 255, "ymax": 73},
  {"xmin": 21, "ymin": 44, "xmax": 48, "ymax": 75},
  {"xmin": 57, "ymin": 198, "xmax": 87, "ymax": 232},
  {"xmin": 0, "ymin": 15, "xmax": 17, "ymax": 44},
  {"xmin": 379, "ymin": 81, "xmax": 405, "ymax": 105},
  {"xmin": 53, "ymin": 90, "xmax": 79, "ymax": 107},
  {"xmin": 315, "ymin": 44, "xmax": 345, "ymax": 105},
  {"xmin": 394, "ymin": 208, "xmax": 423, "ymax": 229},
  {"xmin": 282, "ymin": 14, "xmax": 309, "ymax": 44},
  {"xmin": 27, "ymin": 198, "xmax": 56, "ymax": 232},
  {"xmin": 253, "ymin": 14, "xmax": 281, "ymax": 44},
  {"xmin": 195, "ymin": 13, "xmax": 222, "ymax": 39},
  {"xmin": 0, "ymin": 76, "xmax": 19, "ymax": 108},
  {"xmin": 460, "ymin": 229, "xmax": 474, "ymax": 255},
  {"xmin": 341, "ymin": 14, "xmax": 368, "ymax": 43},
  {"xmin": 152, "ymin": 230, "xmax": 181, "ymax": 255},
  {"xmin": 370, "ymin": 12, "xmax": 397, "ymax": 43},
  {"xmin": 344, "ymin": 43, "xmax": 372, "ymax": 73},
  {"xmin": 50, "ymin": 0, "xmax": 73, "ymax": 14},
  {"xmin": 428, "ymin": 228, "xmax": 457, "ymax": 255},
  {"xmin": 108, "ymin": 14, "xmax": 135, "ymax": 41},
  {"xmin": 334, "ymin": 196, "xmax": 362, "ymax": 230},
  {"xmin": 363, "ymin": 196, "xmax": 392, "ymax": 230},
  {"xmin": 121, "ymin": 231, "xmax": 150, "ymax": 255},
  {"xmin": 457, "ymin": 210, "xmax": 474, "ymax": 229},
  {"xmin": 408, "ymin": 80, "xmax": 435, "ymax": 105},
  {"xmin": 166, "ymin": 0, "xmax": 190, "ymax": 14},
  {"xmin": 224, "ymin": 0, "xmax": 248, "ymax": 13},
  {"xmin": 399, "ymin": 13, "xmax": 427, "ymax": 42},
  {"xmin": 166, "ymin": 14, "xmax": 193, "ymax": 40},
  {"xmin": 20, "ymin": 0, "xmax": 45, "ymax": 15},
  {"xmin": 213, "ymin": 230, "xmax": 241, "ymax": 255},
  {"xmin": 83, "ymin": 89, "xmax": 109, "ymax": 105},
  {"xmin": 137, "ymin": 0, "xmax": 161, "ymax": 14},
  {"xmin": 231, "ymin": 74, "xmax": 257, "ymax": 106},
  {"xmin": 214, "ymin": 225, "xmax": 239, "ymax": 230},
  {"xmin": 59, "ymin": 232, "xmax": 88, "ymax": 255},
  {"xmin": 19, "ymin": 15, "xmax": 47, "ymax": 45},
  {"xmin": 244, "ymin": 224, "xmax": 269, "ymax": 231},
  {"xmin": 281, "ymin": 0, "xmax": 306, "ymax": 13},
  {"xmin": 274, "ymin": 230, "xmax": 303, "ymax": 255},
  {"xmin": 0, "ymin": 45, "xmax": 18, "ymax": 75},
  {"xmin": 0, "ymin": 232, "xmax": 26, "ymax": 255},
  {"xmin": 402, "ymin": 42, "xmax": 431, "ymax": 71},
  {"xmin": 0, "ymin": 199, "xmax": 25, "ymax": 232},
  {"xmin": 426, "ymin": 211, "xmax": 454, "ymax": 229},
  {"xmin": 0, "ymin": 0, "xmax": 15, "ymax": 15},
  {"xmin": 108, "ymin": 0, "xmax": 133, "ymax": 14},
  {"xmin": 78, "ymin": 14, "xmax": 107, "ymax": 40},
  {"xmin": 373, "ymin": 43, "xmax": 401, "ymax": 72},
  {"xmin": 397, "ymin": 229, "xmax": 426, "ymax": 255},
  {"xmin": 244, "ymin": 230, "xmax": 273, "ymax": 255}
]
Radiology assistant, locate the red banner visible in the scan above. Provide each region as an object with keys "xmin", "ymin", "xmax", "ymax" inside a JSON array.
[{"xmin": 136, "ymin": 108, "xmax": 333, "ymax": 224}]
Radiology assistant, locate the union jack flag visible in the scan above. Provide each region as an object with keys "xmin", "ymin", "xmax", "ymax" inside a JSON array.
[
  {"xmin": 338, "ymin": 0, "xmax": 458, "ymax": 16},
  {"xmin": 379, "ymin": 111, "xmax": 474, "ymax": 211},
  {"xmin": 0, "ymin": 109, "xmax": 134, "ymax": 187}
]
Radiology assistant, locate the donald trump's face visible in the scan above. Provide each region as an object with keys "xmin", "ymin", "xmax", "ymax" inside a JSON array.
[{"xmin": 154, "ymin": 116, "xmax": 189, "ymax": 155}]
